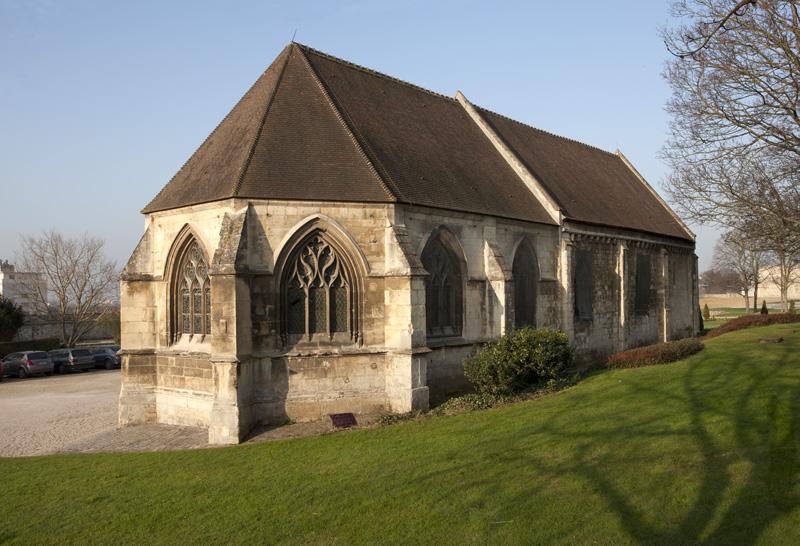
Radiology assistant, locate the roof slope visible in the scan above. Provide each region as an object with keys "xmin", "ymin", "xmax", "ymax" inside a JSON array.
[
  {"xmin": 143, "ymin": 43, "xmax": 691, "ymax": 242},
  {"xmin": 144, "ymin": 44, "xmax": 553, "ymax": 224},
  {"xmin": 478, "ymin": 109, "xmax": 693, "ymax": 240},
  {"xmin": 299, "ymin": 46, "xmax": 554, "ymax": 224},
  {"xmin": 144, "ymin": 45, "xmax": 391, "ymax": 213}
]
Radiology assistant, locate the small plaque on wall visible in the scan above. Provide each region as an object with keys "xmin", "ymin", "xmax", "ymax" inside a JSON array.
[{"xmin": 329, "ymin": 413, "xmax": 357, "ymax": 429}]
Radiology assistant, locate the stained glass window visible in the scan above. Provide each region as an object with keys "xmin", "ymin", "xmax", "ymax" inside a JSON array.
[
  {"xmin": 282, "ymin": 233, "xmax": 352, "ymax": 340},
  {"xmin": 331, "ymin": 285, "xmax": 348, "ymax": 333},
  {"xmin": 181, "ymin": 281, "xmax": 190, "ymax": 334},
  {"xmin": 203, "ymin": 286, "xmax": 211, "ymax": 335},
  {"xmin": 421, "ymin": 234, "xmax": 463, "ymax": 337},
  {"xmin": 309, "ymin": 287, "xmax": 327, "ymax": 334},
  {"xmin": 287, "ymin": 284, "xmax": 305, "ymax": 334},
  {"xmin": 513, "ymin": 242, "xmax": 538, "ymax": 328},
  {"xmin": 191, "ymin": 286, "xmax": 200, "ymax": 334},
  {"xmin": 173, "ymin": 239, "xmax": 211, "ymax": 340}
]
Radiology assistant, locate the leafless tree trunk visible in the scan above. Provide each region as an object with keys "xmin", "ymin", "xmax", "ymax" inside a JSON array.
[
  {"xmin": 752, "ymin": 252, "xmax": 762, "ymax": 312},
  {"xmin": 712, "ymin": 229, "xmax": 762, "ymax": 311},
  {"xmin": 17, "ymin": 231, "xmax": 118, "ymax": 346},
  {"xmin": 768, "ymin": 250, "xmax": 800, "ymax": 311}
]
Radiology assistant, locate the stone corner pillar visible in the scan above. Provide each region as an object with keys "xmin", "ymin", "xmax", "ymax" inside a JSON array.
[
  {"xmin": 484, "ymin": 238, "xmax": 513, "ymax": 337},
  {"xmin": 616, "ymin": 241, "xmax": 628, "ymax": 352},
  {"xmin": 559, "ymin": 234, "xmax": 575, "ymax": 340},
  {"xmin": 118, "ymin": 262, "xmax": 158, "ymax": 428},
  {"xmin": 384, "ymin": 274, "xmax": 430, "ymax": 413},
  {"xmin": 206, "ymin": 209, "xmax": 252, "ymax": 445},
  {"xmin": 659, "ymin": 248, "xmax": 670, "ymax": 342},
  {"xmin": 208, "ymin": 356, "xmax": 242, "ymax": 445},
  {"xmin": 117, "ymin": 350, "xmax": 157, "ymax": 426},
  {"xmin": 383, "ymin": 222, "xmax": 430, "ymax": 414},
  {"xmin": 691, "ymin": 254, "xmax": 701, "ymax": 335}
]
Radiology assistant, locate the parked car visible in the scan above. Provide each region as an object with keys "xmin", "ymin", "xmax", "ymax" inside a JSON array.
[
  {"xmin": 0, "ymin": 351, "xmax": 55, "ymax": 378},
  {"xmin": 48, "ymin": 348, "xmax": 96, "ymax": 374},
  {"xmin": 0, "ymin": 359, "xmax": 3, "ymax": 381},
  {"xmin": 90, "ymin": 346, "xmax": 121, "ymax": 370}
]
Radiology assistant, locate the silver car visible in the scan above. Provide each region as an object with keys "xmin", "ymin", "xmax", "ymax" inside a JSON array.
[
  {"xmin": 1, "ymin": 351, "xmax": 55, "ymax": 378},
  {"xmin": 48, "ymin": 348, "xmax": 96, "ymax": 374}
]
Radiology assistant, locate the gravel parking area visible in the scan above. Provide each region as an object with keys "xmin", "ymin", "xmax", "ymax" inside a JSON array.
[
  {"xmin": 0, "ymin": 370, "xmax": 366, "ymax": 457},
  {"xmin": 0, "ymin": 370, "xmax": 121, "ymax": 457}
]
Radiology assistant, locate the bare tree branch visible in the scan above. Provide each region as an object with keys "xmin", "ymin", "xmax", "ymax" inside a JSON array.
[
  {"xmin": 666, "ymin": 0, "xmax": 758, "ymax": 58},
  {"xmin": 663, "ymin": 0, "xmax": 800, "ymax": 234}
]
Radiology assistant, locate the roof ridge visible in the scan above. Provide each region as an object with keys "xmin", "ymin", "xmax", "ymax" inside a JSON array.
[
  {"xmin": 475, "ymin": 104, "xmax": 618, "ymax": 158},
  {"xmin": 232, "ymin": 44, "xmax": 292, "ymax": 196},
  {"xmin": 142, "ymin": 46, "xmax": 292, "ymax": 213},
  {"xmin": 295, "ymin": 42, "xmax": 456, "ymax": 104},
  {"xmin": 295, "ymin": 44, "xmax": 404, "ymax": 203}
]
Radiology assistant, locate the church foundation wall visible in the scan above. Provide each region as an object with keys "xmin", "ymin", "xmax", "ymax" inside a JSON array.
[
  {"xmin": 257, "ymin": 353, "xmax": 388, "ymax": 422},
  {"xmin": 426, "ymin": 343, "xmax": 476, "ymax": 405}
]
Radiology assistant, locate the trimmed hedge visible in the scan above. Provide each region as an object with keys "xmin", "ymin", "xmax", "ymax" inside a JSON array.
[
  {"xmin": 606, "ymin": 337, "xmax": 704, "ymax": 369},
  {"xmin": 705, "ymin": 313, "xmax": 800, "ymax": 339},
  {"xmin": 464, "ymin": 327, "xmax": 573, "ymax": 395},
  {"xmin": 0, "ymin": 338, "xmax": 61, "ymax": 358}
]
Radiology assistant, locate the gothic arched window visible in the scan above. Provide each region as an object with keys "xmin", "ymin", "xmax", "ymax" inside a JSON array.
[
  {"xmin": 282, "ymin": 232, "xmax": 355, "ymax": 342},
  {"xmin": 513, "ymin": 241, "xmax": 539, "ymax": 329},
  {"xmin": 172, "ymin": 239, "xmax": 211, "ymax": 341},
  {"xmin": 421, "ymin": 232, "xmax": 464, "ymax": 337}
]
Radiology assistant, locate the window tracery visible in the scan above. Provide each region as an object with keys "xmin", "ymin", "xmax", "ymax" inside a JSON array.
[
  {"xmin": 283, "ymin": 233, "xmax": 353, "ymax": 341},
  {"xmin": 422, "ymin": 234, "xmax": 463, "ymax": 337},
  {"xmin": 172, "ymin": 239, "xmax": 211, "ymax": 341}
]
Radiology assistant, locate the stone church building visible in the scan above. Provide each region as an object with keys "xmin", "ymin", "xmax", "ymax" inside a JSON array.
[{"xmin": 119, "ymin": 43, "xmax": 699, "ymax": 444}]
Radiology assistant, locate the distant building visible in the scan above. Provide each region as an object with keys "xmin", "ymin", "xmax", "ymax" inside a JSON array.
[
  {"xmin": 0, "ymin": 260, "xmax": 47, "ymax": 316},
  {"xmin": 758, "ymin": 265, "xmax": 800, "ymax": 301}
]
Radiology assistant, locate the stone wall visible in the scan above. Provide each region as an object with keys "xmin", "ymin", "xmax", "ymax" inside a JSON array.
[
  {"xmin": 570, "ymin": 236, "xmax": 621, "ymax": 361},
  {"xmin": 561, "ymin": 226, "xmax": 697, "ymax": 365},
  {"xmin": 118, "ymin": 197, "xmax": 697, "ymax": 445}
]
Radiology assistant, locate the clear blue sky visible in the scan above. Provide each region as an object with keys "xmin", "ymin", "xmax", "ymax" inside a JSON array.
[{"xmin": 0, "ymin": 0, "xmax": 719, "ymax": 269}]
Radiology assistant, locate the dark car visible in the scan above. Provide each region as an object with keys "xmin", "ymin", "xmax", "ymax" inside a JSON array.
[
  {"xmin": 90, "ymin": 346, "xmax": 121, "ymax": 370},
  {"xmin": 48, "ymin": 348, "xmax": 96, "ymax": 374},
  {"xmin": 0, "ymin": 351, "xmax": 55, "ymax": 378}
]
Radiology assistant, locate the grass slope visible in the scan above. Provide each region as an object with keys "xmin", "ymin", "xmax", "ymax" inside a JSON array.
[{"xmin": 2, "ymin": 325, "xmax": 800, "ymax": 545}]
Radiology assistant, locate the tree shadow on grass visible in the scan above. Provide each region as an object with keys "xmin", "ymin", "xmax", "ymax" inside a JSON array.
[{"xmin": 409, "ymin": 336, "xmax": 800, "ymax": 543}]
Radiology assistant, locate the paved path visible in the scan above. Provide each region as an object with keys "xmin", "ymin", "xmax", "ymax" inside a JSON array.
[{"xmin": 0, "ymin": 370, "xmax": 365, "ymax": 457}]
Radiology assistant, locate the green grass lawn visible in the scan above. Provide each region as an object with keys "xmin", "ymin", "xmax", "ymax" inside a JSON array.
[{"xmin": 3, "ymin": 325, "xmax": 800, "ymax": 545}]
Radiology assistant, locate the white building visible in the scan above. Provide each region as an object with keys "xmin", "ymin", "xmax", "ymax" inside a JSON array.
[{"xmin": 0, "ymin": 260, "xmax": 47, "ymax": 316}]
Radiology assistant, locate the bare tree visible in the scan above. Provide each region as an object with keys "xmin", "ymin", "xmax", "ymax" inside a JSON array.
[
  {"xmin": 758, "ymin": 219, "xmax": 800, "ymax": 311},
  {"xmin": 700, "ymin": 267, "xmax": 741, "ymax": 294},
  {"xmin": 17, "ymin": 231, "xmax": 117, "ymax": 346},
  {"xmin": 662, "ymin": 1, "xmax": 800, "ymax": 230},
  {"xmin": 712, "ymin": 230, "xmax": 763, "ymax": 310}
]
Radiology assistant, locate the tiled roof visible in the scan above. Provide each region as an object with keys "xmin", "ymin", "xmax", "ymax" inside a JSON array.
[
  {"xmin": 143, "ymin": 43, "xmax": 691, "ymax": 242},
  {"xmin": 476, "ymin": 108, "xmax": 693, "ymax": 240}
]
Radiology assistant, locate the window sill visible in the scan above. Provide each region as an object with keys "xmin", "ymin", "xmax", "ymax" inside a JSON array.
[
  {"xmin": 167, "ymin": 334, "xmax": 212, "ymax": 355},
  {"xmin": 426, "ymin": 336, "xmax": 478, "ymax": 349}
]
